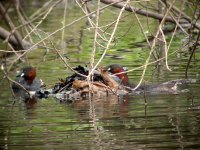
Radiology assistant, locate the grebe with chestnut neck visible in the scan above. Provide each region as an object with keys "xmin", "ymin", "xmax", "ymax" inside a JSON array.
[
  {"xmin": 103, "ymin": 64, "xmax": 196, "ymax": 94},
  {"xmin": 12, "ymin": 66, "xmax": 43, "ymax": 93}
]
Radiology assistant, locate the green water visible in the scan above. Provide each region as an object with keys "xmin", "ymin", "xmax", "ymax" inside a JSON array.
[{"xmin": 0, "ymin": 1, "xmax": 200, "ymax": 149}]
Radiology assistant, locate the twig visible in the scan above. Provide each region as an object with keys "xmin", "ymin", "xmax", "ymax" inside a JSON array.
[
  {"xmin": 76, "ymin": 0, "xmax": 111, "ymax": 42},
  {"xmin": 90, "ymin": 0, "xmax": 100, "ymax": 71},
  {"xmin": 167, "ymin": 0, "xmax": 186, "ymax": 56},
  {"xmin": 87, "ymin": 0, "xmax": 101, "ymax": 93},
  {"xmin": 61, "ymin": 0, "xmax": 68, "ymax": 54},
  {"xmin": 132, "ymin": 0, "xmax": 176, "ymax": 90},
  {"xmin": 130, "ymin": 6, "xmax": 157, "ymax": 60},
  {"xmin": 159, "ymin": 0, "xmax": 188, "ymax": 35},
  {"xmin": 143, "ymin": 81, "xmax": 147, "ymax": 105},
  {"xmin": 0, "ymin": 2, "xmax": 25, "ymax": 49},
  {"xmin": 100, "ymin": 0, "xmax": 200, "ymax": 29},
  {"xmin": 159, "ymin": 25, "xmax": 171, "ymax": 71},
  {"xmin": 48, "ymin": 38, "xmax": 88, "ymax": 78},
  {"xmin": 0, "ymin": 64, "xmax": 30, "ymax": 95},
  {"xmin": 10, "ymin": 0, "xmax": 122, "ymax": 65},
  {"xmin": 89, "ymin": 0, "xmax": 130, "ymax": 77},
  {"xmin": 113, "ymin": 39, "xmax": 190, "ymax": 78},
  {"xmin": 161, "ymin": 0, "xmax": 200, "ymax": 28},
  {"xmin": 185, "ymin": 29, "xmax": 200, "ymax": 78},
  {"xmin": 23, "ymin": 0, "xmax": 61, "ymax": 40},
  {"xmin": 30, "ymin": 0, "xmax": 55, "ymax": 19}
]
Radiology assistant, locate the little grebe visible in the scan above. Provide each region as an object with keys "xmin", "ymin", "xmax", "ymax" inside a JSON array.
[
  {"xmin": 12, "ymin": 66, "xmax": 43, "ymax": 92},
  {"xmin": 104, "ymin": 64, "xmax": 188, "ymax": 93},
  {"xmin": 104, "ymin": 64, "xmax": 129, "ymax": 86}
]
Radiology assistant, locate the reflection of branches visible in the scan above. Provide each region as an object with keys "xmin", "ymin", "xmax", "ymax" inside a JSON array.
[
  {"xmin": 76, "ymin": 0, "xmax": 111, "ymax": 43},
  {"xmin": 161, "ymin": 0, "xmax": 198, "ymax": 27},
  {"xmin": 138, "ymin": 1, "xmax": 159, "ymax": 12},
  {"xmin": 167, "ymin": 2, "xmax": 187, "ymax": 47},
  {"xmin": 101, "ymin": 0, "xmax": 200, "ymax": 29},
  {"xmin": 159, "ymin": 0, "xmax": 188, "ymax": 35},
  {"xmin": 169, "ymin": 115, "xmax": 184, "ymax": 149},
  {"xmin": 132, "ymin": 0, "xmax": 175, "ymax": 90},
  {"xmin": 97, "ymin": 0, "xmax": 199, "ymax": 88},
  {"xmin": 185, "ymin": 0, "xmax": 200, "ymax": 78},
  {"xmin": 7, "ymin": 1, "xmax": 59, "ymax": 42},
  {"xmin": 89, "ymin": 0, "xmax": 130, "ymax": 77},
  {"xmin": 61, "ymin": 0, "xmax": 68, "ymax": 54},
  {"xmin": 113, "ymin": 40, "xmax": 190, "ymax": 80},
  {"xmin": 22, "ymin": 1, "xmax": 61, "ymax": 62},
  {"xmin": 0, "ymin": 2, "xmax": 25, "ymax": 50},
  {"xmin": 48, "ymin": 38, "xmax": 88, "ymax": 78},
  {"xmin": 30, "ymin": 0, "xmax": 55, "ymax": 19},
  {"xmin": 185, "ymin": 30, "xmax": 200, "ymax": 78},
  {"xmin": 23, "ymin": 0, "xmax": 61, "ymax": 40},
  {"xmin": 10, "ymin": 1, "xmax": 122, "ymax": 66},
  {"xmin": 131, "ymin": 6, "xmax": 157, "ymax": 60}
]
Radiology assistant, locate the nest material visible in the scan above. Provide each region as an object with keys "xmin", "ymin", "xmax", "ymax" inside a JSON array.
[{"xmin": 72, "ymin": 69, "xmax": 127, "ymax": 95}]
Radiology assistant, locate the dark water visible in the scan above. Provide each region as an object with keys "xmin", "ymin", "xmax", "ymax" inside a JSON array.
[{"xmin": 1, "ymin": 1, "xmax": 200, "ymax": 149}]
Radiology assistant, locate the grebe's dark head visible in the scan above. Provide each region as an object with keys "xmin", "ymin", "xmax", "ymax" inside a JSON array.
[
  {"xmin": 17, "ymin": 66, "xmax": 36, "ymax": 84},
  {"xmin": 105, "ymin": 64, "xmax": 129, "ymax": 85}
]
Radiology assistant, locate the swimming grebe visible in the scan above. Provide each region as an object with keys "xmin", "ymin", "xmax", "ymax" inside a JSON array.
[
  {"xmin": 12, "ymin": 66, "xmax": 43, "ymax": 92},
  {"xmin": 104, "ymin": 64, "xmax": 129, "ymax": 86},
  {"xmin": 104, "ymin": 64, "xmax": 190, "ymax": 93}
]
